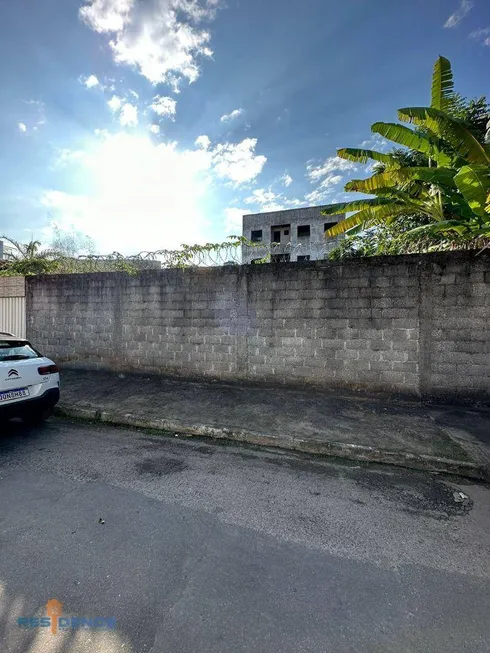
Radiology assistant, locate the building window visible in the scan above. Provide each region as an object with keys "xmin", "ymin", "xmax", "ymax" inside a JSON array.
[
  {"xmin": 271, "ymin": 253, "xmax": 291, "ymax": 263},
  {"xmin": 297, "ymin": 225, "xmax": 310, "ymax": 238},
  {"xmin": 251, "ymin": 229, "xmax": 263, "ymax": 242},
  {"xmin": 283, "ymin": 229, "xmax": 289, "ymax": 236},
  {"xmin": 324, "ymin": 221, "xmax": 337, "ymax": 234},
  {"xmin": 297, "ymin": 255, "xmax": 310, "ymax": 261},
  {"xmin": 272, "ymin": 230, "xmax": 281, "ymax": 243}
]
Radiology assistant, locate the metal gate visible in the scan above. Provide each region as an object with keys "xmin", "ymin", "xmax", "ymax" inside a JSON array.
[{"xmin": 0, "ymin": 277, "xmax": 26, "ymax": 338}]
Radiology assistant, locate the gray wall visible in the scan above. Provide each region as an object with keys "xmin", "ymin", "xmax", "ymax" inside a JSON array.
[{"xmin": 26, "ymin": 251, "xmax": 490, "ymax": 403}]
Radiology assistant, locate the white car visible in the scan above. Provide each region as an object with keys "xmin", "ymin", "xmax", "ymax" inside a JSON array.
[{"xmin": 0, "ymin": 332, "xmax": 60, "ymax": 427}]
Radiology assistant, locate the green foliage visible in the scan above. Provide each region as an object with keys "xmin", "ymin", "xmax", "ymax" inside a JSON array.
[
  {"xmin": 453, "ymin": 165, "xmax": 490, "ymax": 218},
  {"xmin": 442, "ymin": 95, "xmax": 489, "ymax": 145},
  {"xmin": 337, "ymin": 148, "xmax": 400, "ymax": 167},
  {"xmin": 398, "ymin": 106, "xmax": 490, "ymax": 165},
  {"xmin": 0, "ymin": 257, "xmax": 61, "ymax": 276},
  {"xmin": 327, "ymin": 215, "xmax": 487, "ymax": 261},
  {"xmin": 323, "ymin": 56, "xmax": 490, "ymax": 258},
  {"xmin": 431, "ymin": 56, "xmax": 454, "ymax": 111},
  {"xmin": 0, "ymin": 235, "xmax": 263, "ymax": 276},
  {"xmin": 371, "ymin": 122, "xmax": 452, "ymax": 166}
]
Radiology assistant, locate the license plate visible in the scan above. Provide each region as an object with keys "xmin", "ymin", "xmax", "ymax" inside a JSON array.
[{"xmin": 0, "ymin": 388, "xmax": 30, "ymax": 402}]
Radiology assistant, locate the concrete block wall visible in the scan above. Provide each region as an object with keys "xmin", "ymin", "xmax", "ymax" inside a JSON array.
[{"xmin": 26, "ymin": 251, "xmax": 490, "ymax": 402}]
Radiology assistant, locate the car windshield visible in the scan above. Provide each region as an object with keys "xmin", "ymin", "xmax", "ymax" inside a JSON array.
[{"xmin": 0, "ymin": 340, "xmax": 40, "ymax": 362}]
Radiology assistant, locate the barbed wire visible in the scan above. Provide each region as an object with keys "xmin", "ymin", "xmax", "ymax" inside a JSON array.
[
  {"xmin": 0, "ymin": 236, "xmax": 340, "ymax": 275},
  {"xmin": 70, "ymin": 237, "xmax": 338, "ymax": 270}
]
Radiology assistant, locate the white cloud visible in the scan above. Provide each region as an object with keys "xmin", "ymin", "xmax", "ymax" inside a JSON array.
[
  {"xmin": 280, "ymin": 173, "xmax": 293, "ymax": 187},
  {"xmin": 245, "ymin": 188, "xmax": 280, "ymax": 206},
  {"xmin": 211, "ymin": 137, "xmax": 266, "ymax": 185},
  {"xmin": 149, "ymin": 124, "xmax": 161, "ymax": 135},
  {"xmin": 304, "ymin": 188, "xmax": 333, "ymax": 205},
  {"xmin": 54, "ymin": 148, "xmax": 86, "ymax": 167},
  {"xmin": 150, "ymin": 95, "xmax": 177, "ymax": 119},
  {"xmin": 243, "ymin": 187, "xmax": 307, "ymax": 213},
  {"xmin": 108, "ymin": 95, "xmax": 123, "ymax": 112},
  {"xmin": 318, "ymin": 174, "xmax": 342, "ymax": 190},
  {"xmin": 23, "ymin": 99, "xmax": 46, "ymax": 131},
  {"xmin": 224, "ymin": 208, "xmax": 245, "ymax": 234},
  {"xmin": 444, "ymin": 0, "xmax": 473, "ymax": 28},
  {"xmin": 304, "ymin": 173, "xmax": 343, "ymax": 205},
  {"xmin": 41, "ymin": 132, "xmax": 212, "ymax": 253},
  {"xmin": 195, "ymin": 134, "xmax": 211, "ymax": 150},
  {"xmin": 18, "ymin": 122, "xmax": 27, "ymax": 133},
  {"xmin": 220, "ymin": 108, "xmax": 244, "ymax": 123},
  {"xmin": 166, "ymin": 73, "xmax": 182, "ymax": 94},
  {"xmin": 359, "ymin": 133, "xmax": 388, "ymax": 151},
  {"xmin": 288, "ymin": 198, "xmax": 306, "ymax": 207},
  {"xmin": 79, "ymin": 0, "xmax": 133, "ymax": 32},
  {"xmin": 306, "ymin": 156, "xmax": 356, "ymax": 183},
  {"xmin": 81, "ymin": 74, "xmax": 100, "ymax": 88},
  {"xmin": 41, "ymin": 130, "xmax": 266, "ymax": 253},
  {"xmin": 470, "ymin": 27, "xmax": 490, "ymax": 45},
  {"xmin": 119, "ymin": 103, "xmax": 138, "ymax": 126},
  {"xmin": 79, "ymin": 0, "xmax": 219, "ymax": 86}
]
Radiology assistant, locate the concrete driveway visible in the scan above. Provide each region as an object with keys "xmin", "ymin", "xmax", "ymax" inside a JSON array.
[{"xmin": 0, "ymin": 418, "xmax": 489, "ymax": 653}]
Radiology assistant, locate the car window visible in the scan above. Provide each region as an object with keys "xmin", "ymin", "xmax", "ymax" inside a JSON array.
[{"xmin": 0, "ymin": 340, "xmax": 41, "ymax": 361}]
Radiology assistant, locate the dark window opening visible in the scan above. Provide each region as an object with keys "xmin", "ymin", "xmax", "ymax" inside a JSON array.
[
  {"xmin": 272, "ymin": 230, "xmax": 281, "ymax": 243},
  {"xmin": 297, "ymin": 225, "xmax": 310, "ymax": 238},
  {"xmin": 297, "ymin": 255, "xmax": 310, "ymax": 261},
  {"xmin": 271, "ymin": 253, "xmax": 291, "ymax": 263},
  {"xmin": 283, "ymin": 229, "xmax": 289, "ymax": 236},
  {"xmin": 251, "ymin": 229, "xmax": 263, "ymax": 242},
  {"xmin": 324, "ymin": 221, "xmax": 337, "ymax": 234}
]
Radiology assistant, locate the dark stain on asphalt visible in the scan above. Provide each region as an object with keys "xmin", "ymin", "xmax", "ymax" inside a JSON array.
[
  {"xmin": 235, "ymin": 450, "xmax": 345, "ymax": 479},
  {"xmin": 353, "ymin": 471, "xmax": 473, "ymax": 518},
  {"xmin": 193, "ymin": 445, "xmax": 214, "ymax": 455},
  {"xmin": 233, "ymin": 447, "xmax": 475, "ymax": 519},
  {"xmin": 135, "ymin": 456, "xmax": 188, "ymax": 476},
  {"xmin": 137, "ymin": 442, "xmax": 171, "ymax": 451}
]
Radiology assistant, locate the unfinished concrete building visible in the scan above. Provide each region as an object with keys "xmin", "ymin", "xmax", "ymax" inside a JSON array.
[{"xmin": 241, "ymin": 205, "xmax": 345, "ymax": 263}]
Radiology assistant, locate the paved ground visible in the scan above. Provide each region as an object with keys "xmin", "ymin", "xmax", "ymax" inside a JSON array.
[
  {"xmin": 0, "ymin": 417, "xmax": 489, "ymax": 653},
  {"xmin": 58, "ymin": 369, "xmax": 490, "ymax": 475}
]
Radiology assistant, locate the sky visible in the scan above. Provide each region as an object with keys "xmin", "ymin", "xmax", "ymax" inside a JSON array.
[{"xmin": 0, "ymin": 0, "xmax": 489, "ymax": 254}]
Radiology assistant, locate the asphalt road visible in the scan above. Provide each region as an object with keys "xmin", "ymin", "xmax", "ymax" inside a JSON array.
[{"xmin": 0, "ymin": 418, "xmax": 489, "ymax": 653}]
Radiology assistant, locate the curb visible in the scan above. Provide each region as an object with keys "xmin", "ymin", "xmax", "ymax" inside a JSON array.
[{"xmin": 55, "ymin": 404, "xmax": 489, "ymax": 481}]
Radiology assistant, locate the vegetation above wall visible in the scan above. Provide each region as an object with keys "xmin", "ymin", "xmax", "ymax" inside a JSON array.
[{"xmin": 325, "ymin": 57, "xmax": 490, "ymax": 260}]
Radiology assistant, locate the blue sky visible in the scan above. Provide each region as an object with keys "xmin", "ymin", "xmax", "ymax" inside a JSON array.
[{"xmin": 0, "ymin": 0, "xmax": 489, "ymax": 253}]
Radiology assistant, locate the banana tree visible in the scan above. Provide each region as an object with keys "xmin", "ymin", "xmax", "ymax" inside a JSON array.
[{"xmin": 323, "ymin": 56, "xmax": 490, "ymax": 242}]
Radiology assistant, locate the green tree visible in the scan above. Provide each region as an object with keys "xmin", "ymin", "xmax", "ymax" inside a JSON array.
[
  {"xmin": 0, "ymin": 236, "xmax": 60, "ymax": 275},
  {"xmin": 323, "ymin": 56, "xmax": 490, "ymax": 252}
]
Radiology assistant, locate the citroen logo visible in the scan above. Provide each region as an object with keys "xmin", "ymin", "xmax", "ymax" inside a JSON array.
[{"xmin": 8, "ymin": 369, "xmax": 19, "ymax": 378}]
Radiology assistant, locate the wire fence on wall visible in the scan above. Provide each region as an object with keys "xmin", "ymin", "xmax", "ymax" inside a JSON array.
[
  {"xmin": 0, "ymin": 236, "xmax": 340, "ymax": 275},
  {"xmin": 64, "ymin": 239, "xmax": 337, "ymax": 271}
]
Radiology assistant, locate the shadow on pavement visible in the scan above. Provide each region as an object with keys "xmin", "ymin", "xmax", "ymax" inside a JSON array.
[{"xmin": 0, "ymin": 418, "xmax": 48, "ymax": 453}]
